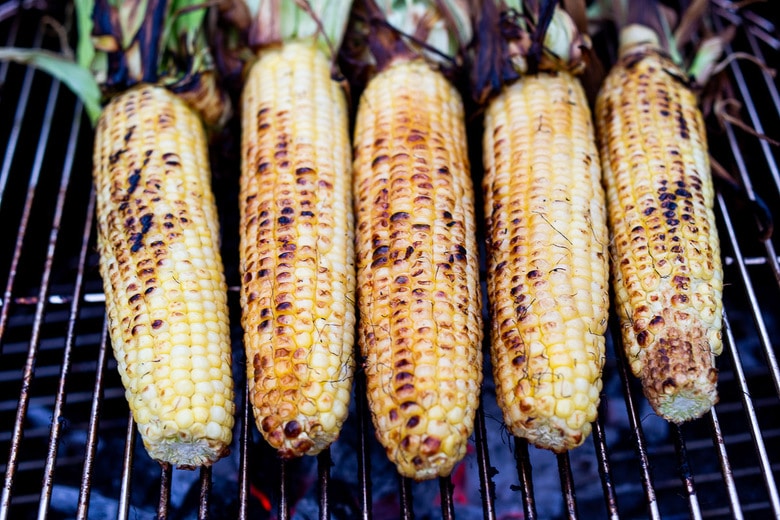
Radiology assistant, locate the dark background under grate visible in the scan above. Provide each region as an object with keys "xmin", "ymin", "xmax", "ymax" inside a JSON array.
[{"xmin": 0, "ymin": 1, "xmax": 778, "ymax": 519}]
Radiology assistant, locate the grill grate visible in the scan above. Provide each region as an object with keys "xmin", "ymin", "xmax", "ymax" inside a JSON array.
[{"xmin": 0, "ymin": 2, "xmax": 778, "ymax": 519}]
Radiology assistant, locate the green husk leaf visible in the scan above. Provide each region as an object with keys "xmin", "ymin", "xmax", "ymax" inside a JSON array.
[
  {"xmin": 0, "ymin": 48, "xmax": 102, "ymax": 124},
  {"xmin": 247, "ymin": 0, "xmax": 356, "ymax": 58},
  {"xmin": 75, "ymin": 0, "xmax": 95, "ymax": 69},
  {"xmin": 687, "ymin": 33, "xmax": 735, "ymax": 85}
]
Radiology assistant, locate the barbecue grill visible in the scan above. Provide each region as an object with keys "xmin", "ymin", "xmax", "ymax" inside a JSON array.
[{"xmin": 0, "ymin": 1, "xmax": 778, "ymax": 519}]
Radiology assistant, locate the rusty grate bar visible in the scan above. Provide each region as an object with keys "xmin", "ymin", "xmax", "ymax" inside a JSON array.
[
  {"xmin": 720, "ymin": 308, "xmax": 780, "ymax": 514},
  {"xmin": 514, "ymin": 437, "xmax": 537, "ymax": 519},
  {"xmin": 474, "ymin": 406, "xmax": 497, "ymax": 520},
  {"xmin": 612, "ymin": 321, "xmax": 661, "ymax": 519},
  {"xmin": 0, "ymin": 41, "xmax": 62, "ymax": 520},
  {"xmin": 591, "ymin": 407, "xmax": 620, "ymax": 520},
  {"xmin": 708, "ymin": 407, "xmax": 744, "ymax": 520},
  {"xmin": 75, "ymin": 314, "xmax": 108, "ymax": 520},
  {"xmin": 35, "ymin": 98, "xmax": 84, "ymax": 519},
  {"xmin": 557, "ymin": 452, "xmax": 577, "ymax": 519}
]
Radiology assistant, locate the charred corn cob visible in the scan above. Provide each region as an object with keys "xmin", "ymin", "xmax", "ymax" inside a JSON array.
[
  {"xmin": 240, "ymin": 41, "xmax": 355, "ymax": 458},
  {"xmin": 353, "ymin": 55, "xmax": 483, "ymax": 479},
  {"xmin": 96, "ymin": 85, "xmax": 234, "ymax": 467},
  {"xmin": 475, "ymin": 3, "xmax": 609, "ymax": 452},
  {"xmin": 483, "ymin": 72, "xmax": 609, "ymax": 452},
  {"xmin": 595, "ymin": 25, "xmax": 723, "ymax": 422},
  {"xmin": 238, "ymin": 2, "xmax": 356, "ymax": 458}
]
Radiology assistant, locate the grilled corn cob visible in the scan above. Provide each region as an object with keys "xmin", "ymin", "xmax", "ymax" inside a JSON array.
[
  {"xmin": 483, "ymin": 72, "xmax": 609, "ymax": 452},
  {"xmin": 240, "ymin": 41, "xmax": 355, "ymax": 458},
  {"xmin": 238, "ymin": 2, "xmax": 356, "ymax": 458},
  {"xmin": 474, "ymin": 3, "xmax": 609, "ymax": 452},
  {"xmin": 96, "ymin": 84, "xmax": 234, "ymax": 467},
  {"xmin": 595, "ymin": 24, "xmax": 723, "ymax": 422},
  {"xmin": 351, "ymin": 1, "xmax": 483, "ymax": 476}
]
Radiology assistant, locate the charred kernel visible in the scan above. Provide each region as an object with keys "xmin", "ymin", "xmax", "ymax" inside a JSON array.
[
  {"xmin": 151, "ymin": 320, "xmax": 163, "ymax": 329},
  {"xmin": 649, "ymin": 315, "xmax": 665, "ymax": 327},
  {"xmin": 406, "ymin": 416, "xmax": 420, "ymax": 428},
  {"xmin": 372, "ymin": 155, "xmax": 389, "ymax": 166},
  {"xmin": 129, "ymin": 294, "xmax": 141, "ymax": 304},
  {"xmin": 675, "ymin": 188, "xmax": 691, "ymax": 198},
  {"xmin": 284, "ymin": 421, "xmax": 302, "ymax": 438},
  {"xmin": 395, "ymin": 275, "xmax": 409, "ymax": 284},
  {"xmin": 527, "ymin": 270, "xmax": 541, "ymax": 279},
  {"xmin": 512, "ymin": 355, "xmax": 526, "ymax": 366},
  {"xmin": 395, "ymin": 372, "xmax": 413, "ymax": 383},
  {"xmin": 390, "ymin": 211, "xmax": 409, "ymax": 222},
  {"xmin": 278, "ymin": 216, "xmax": 293, "ymax": 225},
  {"xmin": 636, "ymin": 330, "xmax": 650, "ymax": 346}
]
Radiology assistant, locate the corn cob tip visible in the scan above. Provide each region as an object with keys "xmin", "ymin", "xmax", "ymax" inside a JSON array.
[
  {"xmin": 635, "ymin": 332, "xmax": 719, "ymax": 423},
  {"xmin": 252, "ymin": 384, "xmax": 352, "ymax": 459},
  {"xmin": 141, "ymin": 435, "xmax": 231, "ymax": 470},
  {"xmin": 618, "ymin": 24, "xmax": 661, "ymax": 57}
]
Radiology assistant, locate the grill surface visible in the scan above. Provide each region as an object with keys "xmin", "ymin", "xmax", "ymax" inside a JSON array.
[{"xmin": 0, "ymin": 2, "xmax": 778, "ymax": 519}]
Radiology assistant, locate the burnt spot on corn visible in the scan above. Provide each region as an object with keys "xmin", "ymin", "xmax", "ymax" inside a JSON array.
[
  {"xmin": 283, "ymin": 421, "xmax": 302, "ymax": 438},
  {"xmin": 127, "ymin": 169, "xmax": 141, "ymax": 194}
]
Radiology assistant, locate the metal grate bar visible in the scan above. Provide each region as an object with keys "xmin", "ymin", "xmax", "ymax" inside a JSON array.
[
  {"xmin": 355, "ymin": 373, "xmax": 372, "ymax": 520},
  {"xmin": 720, "ymin": 309, "xmax": 780, "ymax": 515},
  {"xmin": 672, "ymin": 425, "xmax": 703, "ymax": 520},
  {"xmin": 157, "ymin": 463, "xmax": 172, "ymax": 519},
  {"xmin": 0, "ymin": 26, "xmax": 44, "ymax": 349},
  {"xmin": 711, "ymin": 14, "xmax": 780, "ymax": 288},
  {"xmin": 721, "ymin": 110, "xmax": 780, "ymax": 284},
  {"xmin": 237, "ymin": 382, "xmax": 251, "ymax": 520},
  {"xmin": 513, "ymin": 437, "xmax": 537, "ymax": 519},
  {"xmin": 399, "ymin": 476, "xmax": 413, "ymax": 519},
  {"xmin": 76, "ymin": 314, "xmax": 108, "ymax": 520},
  {"xmin": 591, "ymin": 408, "xmax": 619, "ymax": 520},
  {"xmin": 708, "ymin": 407, "xmax": 745, "ymax": 520},
  {"xmin": 612, "ymin": 324, "xmax": 661, "ymax": 520},
  {"xmin": 317, "ymin": 449, "xmax": 330, "ymax": 520},
  {"xmin": 278, "ymin": 459, "xmax": 289, "ymax": 520},
  {"xmin": 36, "ymin": 99, "xmax": 84, "ymax": 519},
  {"xmin": 198, "ymin": 466, "xmax": 211, "ymax": 520},
  {"xmin": 714, "ymin": 12, "xmax": 780, "ymax": 196},
  {"xmin": 473, "ymin": 407, "xmax": 497, "ymax": 520},
  {"xmin": 0, "ymin": 20, "xmax": 40, "ymax": 209},
  {"xmin": 556, "ymin": 452, "xmax": 578, "ymax": 519},
  {"xmin": 717, "ymin": 185, "xmax": 780, "ymax": 397},
  {"xmin": 439, "ymin": 476, "xmax": 454, "ymax": 519},
  {"xmin": 0, "ymin": 2, "xmax": 20, "ymax": 83},
  {"xmin": 118, "ymin": 412, "xmax": 136, "ymax": 520},
  {"xmin": 0, "ymin": 65, "xmax": 62, "ymax": 520}
]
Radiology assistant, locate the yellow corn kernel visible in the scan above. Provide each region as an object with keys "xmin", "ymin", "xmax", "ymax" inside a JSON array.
[
  {"xmin": 239, "ymin": 41, "xmax": 356, "ymax": 457},
  {"xmin": 95, "ymin": 85, "xmax": 235, "ymax": 468}
]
